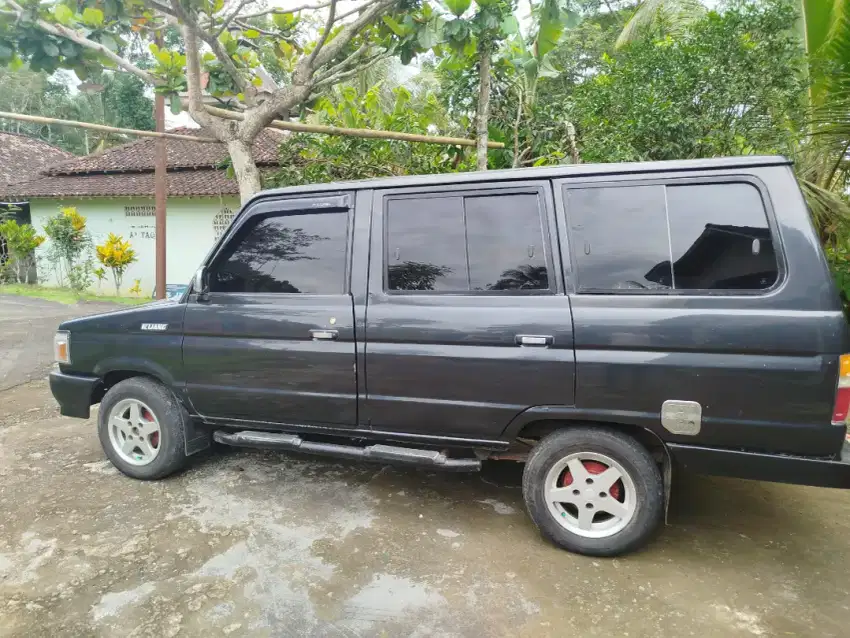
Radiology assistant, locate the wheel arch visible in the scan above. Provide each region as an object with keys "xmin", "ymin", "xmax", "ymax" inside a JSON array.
[
  {"xmin": 504, "ymin": 407, "xmax": 673, "ymax": 519},
  {"xmin": 503, "ymin": 406, "xmax": 668, "ymax": 452},
  {"xmin": 91, "ymin": 362, "xmax": 209, "ymax": 457},
  {"xmin": 513, "ymin": 418, "xmax": 667, "ymax": 457}
]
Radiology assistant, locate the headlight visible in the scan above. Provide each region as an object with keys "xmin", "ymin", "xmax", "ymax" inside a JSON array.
[{"xmin": 54, "ymin": 331, "xmax": 70, "ymax": 364}]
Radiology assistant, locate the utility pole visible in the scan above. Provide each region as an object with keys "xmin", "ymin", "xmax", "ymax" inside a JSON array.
[{"xmin": 154, "ymin": 31, "xmax": 167, "ymax": 300}]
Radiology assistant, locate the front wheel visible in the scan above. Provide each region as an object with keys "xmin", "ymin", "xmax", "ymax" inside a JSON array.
[
  {"xmin": 97, "ymin": 377, "xmax": 189, "ymax": 480},
  {"xmin": 522, "ymin": 427, "xmax": 663, "ymax": 557}
]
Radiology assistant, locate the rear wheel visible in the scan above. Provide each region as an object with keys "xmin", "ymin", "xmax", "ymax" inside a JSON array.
[
  {"xmin": 522, "ymin": 427, "xmax": 663, "ymax": 556},
  {"xmin": 98, "ymin": 377, "xmax": 189, "ymax": 480}
]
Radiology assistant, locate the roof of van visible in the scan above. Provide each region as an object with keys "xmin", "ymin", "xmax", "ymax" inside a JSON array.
[{"xmin": 253, "ymin": 155, "xmax": 790, "ymax": 203}]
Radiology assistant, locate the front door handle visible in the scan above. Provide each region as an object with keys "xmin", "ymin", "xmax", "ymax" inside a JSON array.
[
  {"xmin": 516, "ymin": 334, "xmax": 553, "ymax": 347},
  {"xmin": 310, "ymin": 329, "xmax": 339, "ymax": 341}
]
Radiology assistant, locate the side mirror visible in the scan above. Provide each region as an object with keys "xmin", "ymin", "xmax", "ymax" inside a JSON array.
[{"xmin": 194, "ymin": 266, "xmax": 210, "ymax": 302}]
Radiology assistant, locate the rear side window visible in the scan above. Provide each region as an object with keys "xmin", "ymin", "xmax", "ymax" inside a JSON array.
[
  {"xmin": 385, "ymin": 196, "xmax": 468, "ymax": 291},
  {"xmin": 566, "ymin": 181, "xmax": 778, "ymax": 294},
  {"xmin": 386, "ymin": 192, "xmax": 549, "ymax": 292},
  {"xmin": 666, "ymin": 183, "xmax": 777, "ymax": 290},
  {"xmin": 210, "ymin": 210, "xmax": 348, "ymax": 294}
]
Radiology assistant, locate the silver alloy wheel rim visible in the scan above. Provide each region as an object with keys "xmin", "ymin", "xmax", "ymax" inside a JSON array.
[
  {"xmin": 543, "ymin": 452, "xmax": 637, "ymax": 539},
  {"xmin": 107, "ymin": 398, "xmax": 162, "ymax": 466}
]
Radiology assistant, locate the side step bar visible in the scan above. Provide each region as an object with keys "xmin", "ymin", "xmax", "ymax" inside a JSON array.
[{"xmin": 213, "ymin": 430, "xmax": 482, "ymax": 472}]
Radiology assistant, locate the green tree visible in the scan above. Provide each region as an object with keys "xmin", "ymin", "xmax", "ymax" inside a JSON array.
[
  {"xmin": 0, "ymin": 66, "xmax": 154, "ymax": 154},
  {"xmin": 571, "ymin": 0, "xmax": 806, "ymax": 162},
  {"xmin": 615, "ymin": 0, "xmax": 850, "ymax": 234},
  {"xmin": 381, "ymin": 0, "xmax": 519, "ymax": 169},
  {"xmin": 1, "ymin": 0, "xmax": 404, "ymax": 201}
]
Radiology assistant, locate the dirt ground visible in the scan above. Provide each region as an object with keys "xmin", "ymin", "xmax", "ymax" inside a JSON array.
[{"xmin": 2, "ymin": 295, "xmax": 850, "ymax": 637}]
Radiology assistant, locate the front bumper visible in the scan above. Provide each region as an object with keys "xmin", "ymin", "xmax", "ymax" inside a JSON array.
[
  {"xmin": 49, "ymin": 370, "xmax": 99, "ymax": 419},
  {"xmin": 669, "ymin": 440, "xmax": 850, "ymax": 489}
]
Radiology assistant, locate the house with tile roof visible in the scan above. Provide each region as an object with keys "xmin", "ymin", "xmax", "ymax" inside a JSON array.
[{"xmin": 0, "ymin": 128, "xmax": 283, "ymax": 293}]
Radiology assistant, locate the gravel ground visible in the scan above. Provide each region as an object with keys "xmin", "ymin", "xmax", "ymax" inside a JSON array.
[{"xmin": 2, "ymin": 294, "xmax": 850, "ymax": 637}]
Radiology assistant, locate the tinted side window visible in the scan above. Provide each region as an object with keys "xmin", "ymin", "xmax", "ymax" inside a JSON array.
[
  {"xmin": 386, "ymin": 192, "xmax": 550, "ymax": 292},
  {"xmin": 567, "ymin": 186, "xmax": 672, "ymax": 292},
  {"xmin": 386, "ymin": 196, "xmax": 468, "ymax": 291},
  {"xmin": 210, "ymin": 211, "xmax": 348, "ymax": 294},
  {"xmin": 466, "ymin": 194, "xmax": 548, "ymax": 290},
  {"xmin": 667, "ymin": 183, "xmax": 777, "ymax": 290}
]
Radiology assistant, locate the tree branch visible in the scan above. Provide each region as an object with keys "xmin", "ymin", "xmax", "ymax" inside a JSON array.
[
  {"xmin": 4, "ymin": 0, "xmax": 157, "ymax": 85},
  {"xmin": 309, "ymin": 0, "xmax": 398, "ymax": 70},
  {"xmin": 239, "ymin": 1, "xmax": 332, "ymax": 21},
  {"xmin": 168, "ymin": 0, "xmax": 249, "ymax": 95},
  {"xmin": 238, "ymin": 0, "xmax": 398, "ymax": 140},
  {"xmin": 314, "ymin": 43, "xmax": 369, "ymax": 82},
  {"xmin": 215, "ymin": 0, "xmax": 256, "ymax": 37},
  {"xmin": 335, "ymin": 0, "xmax": 383, "ymax": 22},
  {"xmin": 313, "ymin": 53, "xmax": 389, "ymax": 88},
  {"xmin": 231, "ymin": 21, "xmax": 279, "ymax": 38},
  {"xmin": 308, "ymin": 0, "xmax": 338, "ymax": 66},
  {"xmin": 181, "ymin": 24, "xmax": 228, "ymax": 137}
]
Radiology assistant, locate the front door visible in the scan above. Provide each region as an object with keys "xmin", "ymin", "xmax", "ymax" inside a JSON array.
[
  {"xmin": 363, "ymin": 182, "xmax": 576, "ymax": 441},
  {"xmin": 182, "ymin": 194, "xmax": 357, "ymax": 428}
]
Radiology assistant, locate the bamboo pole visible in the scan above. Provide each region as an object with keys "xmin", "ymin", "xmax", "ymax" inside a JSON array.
[
  {"xmin": 0, "ymin": 109, "xmax": 505, "ymax": 149},
  {"xmin": 0, "ymin": 111, "xmax": 219, "ymax": 143},
  {"xmin": 202, "ymin": 105, "xmax": 506, "ymax": 149}
]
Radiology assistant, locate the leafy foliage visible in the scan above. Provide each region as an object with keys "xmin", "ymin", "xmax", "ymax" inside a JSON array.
[
  {"xmin": 572, "ymin": 0, "xmax": 806, "ymax": 163},
  {"xmin": 269, "ymin": 84, "xmax": 473, "ymax": 186},
  {"xmin": 0, "ymin": 66, "xmax": 153, "ymax": 154},
  {"xmin": 0, "ymin": 220, "xmax": 44, "ymax": 284}
]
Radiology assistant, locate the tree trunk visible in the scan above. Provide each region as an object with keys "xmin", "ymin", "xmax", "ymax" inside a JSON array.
[
  {"xmin": 227, "ymin": 139, "xmax": 263, "ymax": 204},
  {"xmin": 476, "ymin": 44, "xmax": 492, "ymax": 172},
  {"xmin": 512, "ymin": 88, "xmax": 523, "ymax": 169}
]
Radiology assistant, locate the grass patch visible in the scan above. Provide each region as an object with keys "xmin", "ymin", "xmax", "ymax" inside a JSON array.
[{"xmin": 0, "ymin": 284, "xmax": 148, "ymax": 306}]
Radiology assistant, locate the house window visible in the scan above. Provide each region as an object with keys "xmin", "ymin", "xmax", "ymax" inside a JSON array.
[
  {"xmin": 213, "ymin": 207, "xmax": 235, "ymax": 240},
  {"xmin": 125, "ymin": 205, "xmax": 155, "ymax": 217}
]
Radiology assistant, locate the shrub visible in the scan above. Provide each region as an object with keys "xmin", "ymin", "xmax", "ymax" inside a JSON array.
[
  {"xmin": 43, "ymin": 207, "xmax": 92, "ymax": 290},
  {"xmin": 0, "ymin": 220, "xmax": 45, "ymax": 284},
  {"xmin": 95, "ymin": 233, "xmax": 137, "ymax": 296}
]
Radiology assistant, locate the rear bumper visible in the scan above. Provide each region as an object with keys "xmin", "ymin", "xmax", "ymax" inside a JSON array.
[
  {"xmin": 49, "ymin": 370, "xmax": 99, "ymax": 419},
  {"xmin": 669, "ymin": 440, "xmax": 850, "ymax": 489}
]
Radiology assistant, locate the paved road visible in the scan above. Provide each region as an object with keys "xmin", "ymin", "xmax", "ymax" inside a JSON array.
[
  {"xmin": 0, "ymin": 295, "xmax": 118, "ymax": 391},
  {"xmin": 2, "ymin": 294, "xmax": 850, "ymax": 636}
]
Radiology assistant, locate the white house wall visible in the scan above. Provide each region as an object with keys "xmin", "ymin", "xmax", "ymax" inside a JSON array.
[{"xmin": 30, "ymin": 197, "xmax": 240, "ymax": 295}]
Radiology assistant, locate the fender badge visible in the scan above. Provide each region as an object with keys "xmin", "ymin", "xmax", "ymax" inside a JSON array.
[{"xmin": 141, "ymin": 323, "xmax": 168, "ymax": 331}]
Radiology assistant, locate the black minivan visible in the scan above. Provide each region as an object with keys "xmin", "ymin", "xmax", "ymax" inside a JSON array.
[{"xmin": 49, "ymin": 156, "xmax": 850, "ymax": 556}]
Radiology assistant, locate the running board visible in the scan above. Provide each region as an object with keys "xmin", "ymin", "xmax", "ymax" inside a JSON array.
[{"xmin": 213, "ymin": 430, "xmax": 482, "ymax": 472}]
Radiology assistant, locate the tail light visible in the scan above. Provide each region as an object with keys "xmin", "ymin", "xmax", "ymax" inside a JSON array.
[{"xmin": 832, "ymin": 354, "xmax": 850, "ymax": 425}]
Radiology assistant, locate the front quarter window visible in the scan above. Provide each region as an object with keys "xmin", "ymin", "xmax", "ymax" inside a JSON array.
[{"xmin": 209, "ymin": 210, "xmax": 348, "ymax": 295}]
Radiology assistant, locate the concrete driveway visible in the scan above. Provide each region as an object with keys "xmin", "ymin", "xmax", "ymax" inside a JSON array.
[{"xmin": 2, "ymin": 294, "xmax": 850, "ymax": 637}]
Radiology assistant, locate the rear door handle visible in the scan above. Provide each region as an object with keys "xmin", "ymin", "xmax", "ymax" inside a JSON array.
[
  {"xmin": 516, "ymin": 334, "xmax": 553, "ymax": 347},
  {"xmin": 310, "ymin": 329, "xmax": 339, "ymax": 341}
]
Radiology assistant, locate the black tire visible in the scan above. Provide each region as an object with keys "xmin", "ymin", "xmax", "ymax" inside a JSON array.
[
  {"xmin": 97, "ymin": 377, "xmax": 189, "ymax": 480},
  {"xmin": 522, "ymin": 427, "xmax": 663, "ymax": 557}
]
